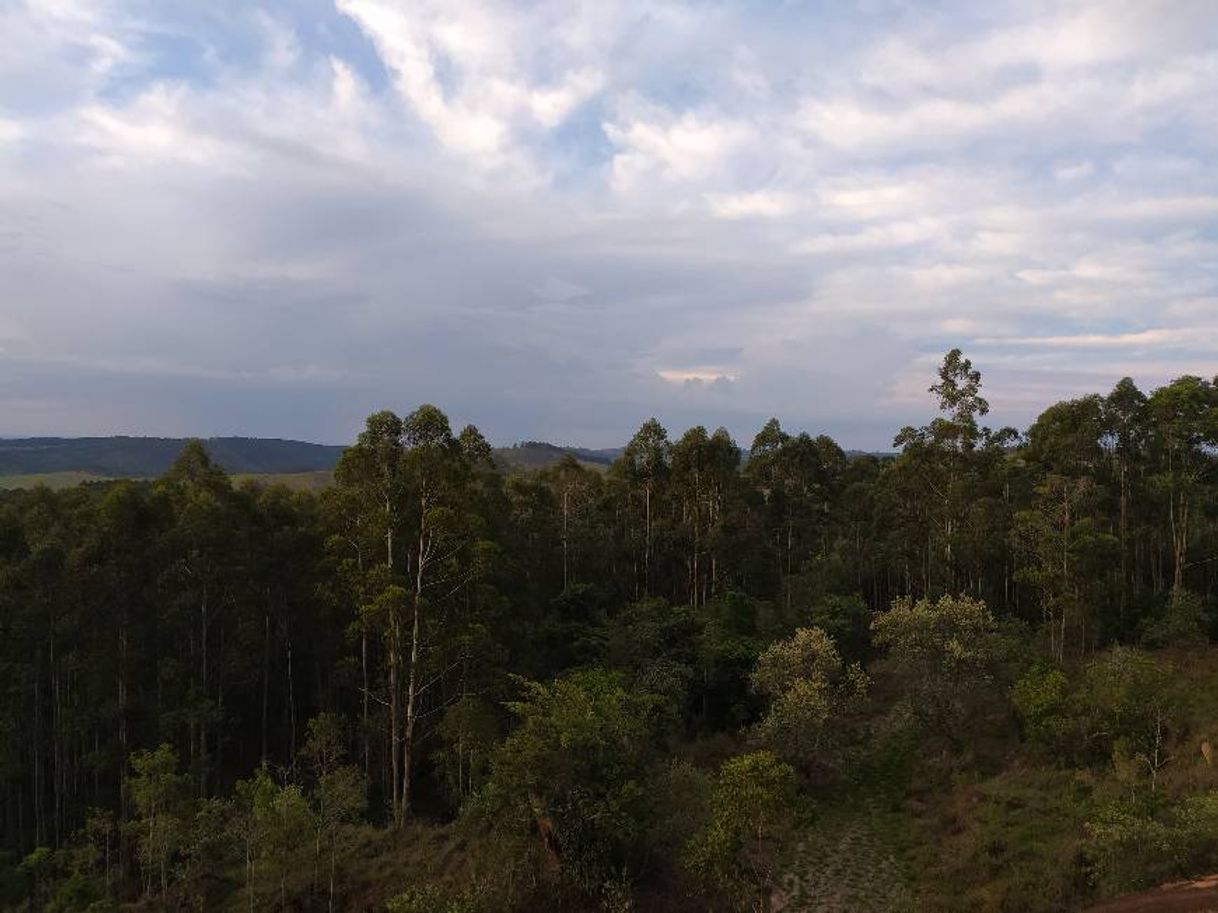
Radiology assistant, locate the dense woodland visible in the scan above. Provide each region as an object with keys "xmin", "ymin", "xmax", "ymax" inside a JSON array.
[{"xmin": 5, "ymin": 350, "xmax": 1218, "ymax": 912}]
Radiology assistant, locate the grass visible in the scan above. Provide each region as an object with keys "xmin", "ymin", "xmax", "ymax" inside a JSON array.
[
  {"xmin": 0, "ymin": 471, "xmax": 118, "ymax": 490},
  {"xmin": 776, "ymin": 729, "xmax": 920, "ymax": 912}
]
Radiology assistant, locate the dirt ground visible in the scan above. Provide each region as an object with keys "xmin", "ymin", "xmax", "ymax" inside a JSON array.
[{"xmin": 1084, "ymin": 876, "xmax": 1218, "ymax": 913}]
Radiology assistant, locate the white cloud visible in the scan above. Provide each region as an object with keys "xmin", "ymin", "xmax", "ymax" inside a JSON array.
[
  {"xmin": 2, "ymin": 0, "xmax": 1218, "ymax": 446},
  {"xmin": 657, "ymin": 368, "xmax": 738, "ymax": 384},
  {"xmin": 1055, "ymin": 161, "xmax": 1095, "ymax": 181},
  {"xmin": 794, "ymin": 219, "xmax": 940, "ymax": 254},
  {"xmin": 973, "ymin": 329, "xmax": 1203, "ymax": 349},
  {"xmin": 706, "ymin": 191, "xmax": 793, "ymax": 219},
  {"xmin": 604, "ymin": 103, "xmax": 755, "ymax": 191},
  {"xmin": 336, "ymin": 0, "xmax": 608, "ymax": 170}
]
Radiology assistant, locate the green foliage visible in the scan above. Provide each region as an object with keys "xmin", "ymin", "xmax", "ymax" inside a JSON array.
[
  {"xmin": 750, "ymin": 627, "xmax": 869, "ymax": 779},
  {"xmin": 434, "ymin": 696, "xmax": 501, "ymax": 803},
  {"xmin": 1012, "ymin": 665, "xmax": 1072, "ymax": 747},
  {"xmin": 1084, "ymin": 792, "xmax": 1218, "ymax": 895},
  {"xmin": 480, "ymin": 668, "xmax": 659, "ymax": 896},
  {"xmin": 684, "ymin": 750, "xmax": 798, "ymax": 909},
  {"xmin": 387, "ymin": 883, "xmax": 484, "ymax": 913},
  {"xmin": 802, "ymin": 594, "xmax": 871, "ymax": 659},
  {"xmin": 128, "ymin": 745, "xmax": 190, "ymax": 900},
  {"xmin": 1142, "ymin": 588, "xmax": 1210, "ymax": 647},
  {"xmin": 910, "ymin": 766, "xmax": 1096, "ymax": 913},
  {"xmin": 13, "ymin": 372, "xmax": 1218, "ymax": 912},
  {"xmin": 1077, "ymin": 647, "xmax": 1176, "ymax": 772},
  {"xmin": 872, "ymin": 595, "xmax": 1010, "ymax": 744}
]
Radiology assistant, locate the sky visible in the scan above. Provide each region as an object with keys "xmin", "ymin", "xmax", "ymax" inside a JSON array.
[{"xmin": 1, "ymin": 0, "xmax": 1216, "ymax": 449}]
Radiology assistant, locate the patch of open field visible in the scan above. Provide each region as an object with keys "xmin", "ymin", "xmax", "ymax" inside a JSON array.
[{"xmin": 0, "ymin": 471, "xmax": 118, "ymax": 490}]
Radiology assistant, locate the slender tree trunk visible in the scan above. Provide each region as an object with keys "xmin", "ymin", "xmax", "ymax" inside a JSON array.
[
  {"xmin": 388, "ymin": 610, "xmax": 400, "ymax": 822},
  {"xmin": 562, "ymin": 486, "xmax": 570, "ymax": 591},
  {"xmin": 401, "ymin": 520, "xmax": 427, "ymax": 823},
  {"xmin": 33, "ymin": 657, "xmax": 43, "ymax": 846},
  {"xmin": 644, "ymin": 483, "xmax": 652, "ymax": 595},
  {"xmin": 1119, "ymin": 459, "xmax": 1130, "ymax": 610},
  {"xmin": 286, "ymin": 625, "xmax": 297, "ymax": 761},
  {"xmin": 387, "ymin": 518, "xmax": 402, "ymax": 822},
  {"xmin": 329, "ymin": 840, "xmax": 337, "ymax": 913},
  {"xmin": 261, "ymin": 610, "xmax": 270, "ymax": 764},
  {"xmin": 361, "ymin": 630, "xmax": 369, "ymax": 779},
  {"xmin": 199, "ymin": 583, "xmax": 209, "ymax": 798}
]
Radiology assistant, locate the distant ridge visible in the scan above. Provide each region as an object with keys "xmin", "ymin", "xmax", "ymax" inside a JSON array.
[
  {"xmin": 494, "ymin": 441, "xmax": 623, "ymax": 471},
  {"xmin": 0, "ymin": 436, "xmax": 626, "ymax": 480},
  {"xmin": 0, "ymin": 435, "xmax": 885, "ymax": 483},
  {"xmin": 0, "ymin": 437, "xmax": 346, "ymax": 477}
]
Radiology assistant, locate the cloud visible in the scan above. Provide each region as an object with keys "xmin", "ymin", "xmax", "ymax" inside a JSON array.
[
  {"xmin": 0, "ymin": 0, "xmax": 1217, "ymax": 448},
  {"xmin": 973, "ymin": 329, "xmax": 1213, "ymax": 349},
  {"xmin": 706, "ymin": 191, "xmax": 793, "ymax": 219},
  {"xmin": 657, "ymin": 368, "xmax": 738, "ymax": 385},
  {"xmin": 534, "ymin": 277, "xmax": 590, "ymax": 302},
  {"xmin": 603, "ymin": 101, "xmax": 755, "ymax": 191}
]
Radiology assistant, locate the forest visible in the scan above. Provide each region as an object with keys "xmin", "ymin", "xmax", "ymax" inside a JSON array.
[{"xmin": 4, "ymin": 349, "xmax": 1218, "ymax": 912}]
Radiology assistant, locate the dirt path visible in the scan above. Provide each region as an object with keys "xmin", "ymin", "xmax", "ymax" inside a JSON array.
[{"xmin": 1084, "ymin": 876, "xmax": 1218, "ymax": 913}]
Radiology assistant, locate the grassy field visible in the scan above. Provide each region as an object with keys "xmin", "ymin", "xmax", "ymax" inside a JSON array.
[{"xmin": 0, "ymin": 471, "xmax": 118, "ymax": 490}]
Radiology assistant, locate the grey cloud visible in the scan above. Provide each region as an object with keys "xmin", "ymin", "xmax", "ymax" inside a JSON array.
[{"xmin": 1, "ymin": 0, "xmax": 1217, "ymax": 450}]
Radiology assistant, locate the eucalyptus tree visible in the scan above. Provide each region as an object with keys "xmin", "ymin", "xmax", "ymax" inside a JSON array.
[
  {"xmin": 156, "ymin": 441, "xmax": 243, "ymax": 798},
  {"xmin": 1018, "ymin": 395, "xmax": 1114, "ymax": 657},
  {"xmin": 748, "ymin": 421, "xmax": 847, "ymax": 609},
  {"xmin": 1102, "ymin": 378, "xmax": 1151, "ymax": 602},
  {"xmin": 612, "ymin": 418, "xmax": 671, "ymax": 596},
  {"xmin": 397, "ymin": 404, "xmax": 486, "ymax": 822},
  {"xmin": 669, "ymin": 426, "xmax": 740, "ymax": 607},
  {"xmin": 542, "ymin": 454, "xmax": 594, "ymax": 592},
  {"xmin": 892, "ymin": 349, "xmax": 1015, "ymax": 597},
  {"xmin": 1147, "ymin": 376, "xmax": 1218, "ymax": 594},
  {"xmin": 333, "ymin": 412, "xmax": 408, "ymax": 817}
]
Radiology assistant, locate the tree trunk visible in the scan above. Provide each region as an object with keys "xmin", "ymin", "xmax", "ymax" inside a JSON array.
[
  {"xmin": 401, "ymin": 522, "xmax": 427, "ymax": 823},
  {"xmin": 261, "ymin": 610, "xmax": 270, "ymax": 764},
  {"xmin": 644, "ymin": 484, "xmax": 652, "ymax": 595}
]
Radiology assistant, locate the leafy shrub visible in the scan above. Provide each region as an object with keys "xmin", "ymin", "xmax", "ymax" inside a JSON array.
[
  {"xmin": 387, "ymin": 883, "xmax": 483, "ymax": 913},
  {"xmin": 1142, "ymin": 589, "xmax": 1209, "ymax": 647},
  {"xmin": 1012, "ymin": 665, "xmax": 1072, "ymax": 748}
]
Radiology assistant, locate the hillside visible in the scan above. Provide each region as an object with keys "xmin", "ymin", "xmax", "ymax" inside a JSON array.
[
  {"xmin": 492, "ymin": 440, "xmax": 622, "ymax": 471},
  {"xmin": 0, "ymin": 436, "xmax": 622, "ymax": 485},
  {"xmin": 0, "ymin": 436, "xmax": 346, "ymax": 477}
]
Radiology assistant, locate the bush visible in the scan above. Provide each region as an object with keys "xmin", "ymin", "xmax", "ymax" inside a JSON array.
[
  {"xmin": 1142, "ymin": 589, "xmax": 1209, "ymax": 647},
  {"xmin": 1084, "ymin": 791, "xmax": 1218, "ymax": 896},
  {"xmin": 1012, "ymin": 665, "xmax": 1072, "ymax": 749},
  {"xmin": 387, "ymin": 883, "xmax": 484, "ymax": 913},
  {"xmin": 684, "ymin": 751, "xmax": 798, "ymax": 909}
]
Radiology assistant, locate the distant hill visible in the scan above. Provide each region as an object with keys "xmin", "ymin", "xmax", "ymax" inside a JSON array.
[
  {"xmin": 0, "ymin": 437, "xmax": 346, "ymax": 477},
  {"xmin": 492, "ymin": 441, "xmax": 623, "ymax": 472},
  {"xmin": 0, "ymin": 436, "xmax": 897, "ymax": 486},
  {"xmin": 0, "ymin": 436, "xmax": 626, "ymax": 484}
]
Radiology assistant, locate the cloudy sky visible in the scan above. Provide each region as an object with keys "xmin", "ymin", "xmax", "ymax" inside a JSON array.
[{"xmin": 1, "ymin": 0, "xmax": 1216, "ymax": 448}]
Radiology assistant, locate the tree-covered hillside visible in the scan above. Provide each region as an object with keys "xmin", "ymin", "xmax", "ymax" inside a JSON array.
[
  {"xmin": 0, "ymin": 437, "xmax": 621, "ymax": 486},
  {"xmin": 4, "ymin": 350, "xmax": 1218, "ymax": 912},
  {"xmin": 0, "ymin": 437, "xmax": 346, "ymax": 477}
]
